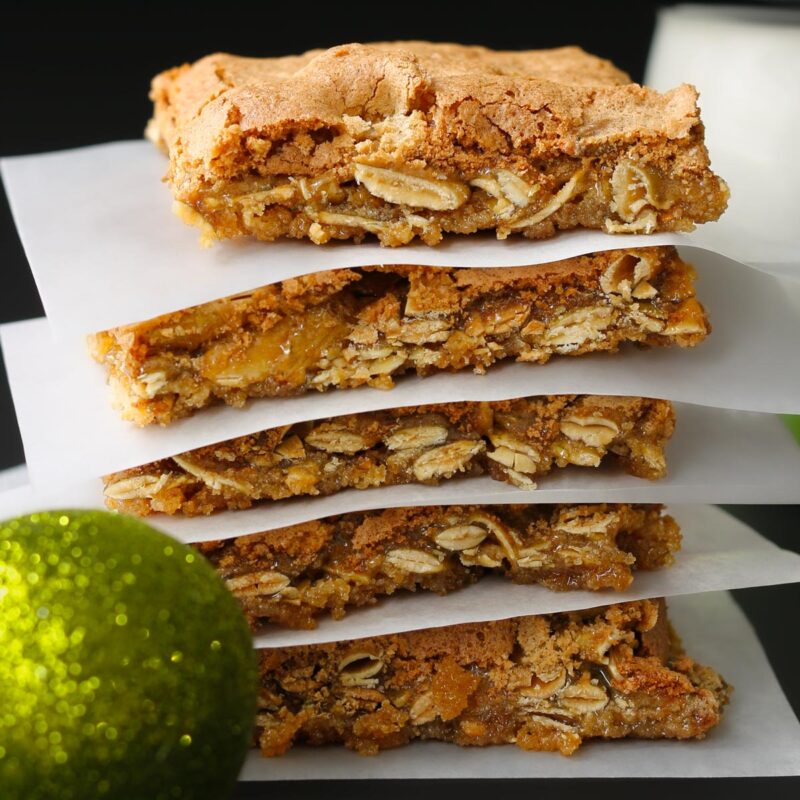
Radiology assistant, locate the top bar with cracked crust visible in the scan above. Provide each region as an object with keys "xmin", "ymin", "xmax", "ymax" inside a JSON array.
[{"xmin": 150, "ymin": 42, "xmax": 729, "ymax": 247}]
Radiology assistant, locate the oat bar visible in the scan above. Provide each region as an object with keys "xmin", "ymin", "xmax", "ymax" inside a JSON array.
[
  {"xmin": 103, "ymin": 395, "xmax": 674, "ymax": 516},
  {"xmin": 150, "ymin": 42, "xmax": 728, "ymax": 247},
  {"xmin": 89, "ymin": 247, "xmax": 707, "ymax": 427},
  {"xmin": 255, "ymin": 599, "xmax": 729, "ymax": 755},
  {"xmin": 198, "ymin": 504, "xmax": 680, "ymax": 630}
]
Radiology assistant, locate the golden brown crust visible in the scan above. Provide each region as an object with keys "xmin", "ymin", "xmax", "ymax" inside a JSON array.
[
  {"xmin": 152, "ymin": 44, "xmax": 632, "ymax": 156},
  {"xmin": 153, "ymin": 43, "xmax": 701, "ymax": 178},
  {"xmin": 102, "ymin": 395, "xmax": 675, "ymax": 516},
  {"xmin": 197, "ymin": 503, "xmax": 681, "ymax": 630},
  {"xmin": 150, "ymin": 43, "xmax": 728, "ymax": 246},
  {"xmin": 255, "ymin": 599, "xmax": 729, "ymax": 755},
  {"xmin": 88, "ymin": 247, "xmax": 708, "ymax": 426}
]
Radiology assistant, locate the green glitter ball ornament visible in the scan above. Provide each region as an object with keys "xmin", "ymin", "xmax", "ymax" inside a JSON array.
[{"xmin": 0, "ymin": 510, "xmax": 259, "ymax": 800}]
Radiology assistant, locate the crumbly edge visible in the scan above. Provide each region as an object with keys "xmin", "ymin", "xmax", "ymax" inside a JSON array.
[
  {"xmin": 89, "ymin": 248, "xmax": 708, "ymax": 427},
  {"xmin": 102, "ymin": 395, "xmax": 675, "ymax": 517},
  {"xmin": 254, "ymin": 599, "xmax": 730, "ymax": 756},
  {"xmin": 197, "ymin": 503, "xmax": 681, "ymax": 630}
]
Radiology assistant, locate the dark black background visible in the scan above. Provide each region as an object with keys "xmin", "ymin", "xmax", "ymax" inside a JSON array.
[{"xmin": 1, "ymin": 2, "xmax": 798, "ymax": 797}]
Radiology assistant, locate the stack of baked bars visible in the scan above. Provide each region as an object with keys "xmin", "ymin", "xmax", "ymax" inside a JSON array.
[
  {"xmin": 22, "ymin": 40, "xmax": 800, "ymax": 771},
  {"xmin": 83, "ymin": 42, "xmax": 736, "ymax": 757}
]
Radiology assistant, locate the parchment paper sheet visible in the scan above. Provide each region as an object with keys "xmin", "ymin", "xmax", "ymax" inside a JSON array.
[
  {"xmin": 144, "ymin": 399, "xmax": 800, "ymax": 536},
  {"xmin": 239, "ymin": 592, "xmax": 800, "ymax": 779},
  {"xmin": 3, "ymin": 253, "xmax": 800, "ymax": 484},
  {"xmin": 0, "ymin": 397, "xmax": 798, "ymax": 539},
  {"xmin": 1, "ymin": 468, "xmax": 799, "ymax": 651},
  {"xmin": 0, "ymin": 141, "xmax": 695, "ymax": 337},
  {"xmin": 2, "ymin": 462, "xmax": 800, "ymax": 646}
]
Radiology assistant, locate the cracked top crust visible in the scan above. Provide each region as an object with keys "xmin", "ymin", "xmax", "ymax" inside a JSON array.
[{"xmin": 151, "ymin": 41, "xmax": 710, "ymax": 188}]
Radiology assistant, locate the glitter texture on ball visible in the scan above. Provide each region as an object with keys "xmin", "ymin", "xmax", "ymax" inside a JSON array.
[{"xmin": 0, "ymin": 510, "xmax": 258, "ymax": 800}]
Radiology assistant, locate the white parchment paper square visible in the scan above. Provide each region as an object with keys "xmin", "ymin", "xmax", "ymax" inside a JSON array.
[
  {"xmin": 647, "ymin": 4, "xmax": 800, "ymax": 273},
  {"xmin": 0, "ymin": 464, "xmax": 28, "ymax": 493},
  {"xmin": 239, "ymin": 592, "xmax": 800, "ymax": 779},
  {"xmin": 0, "ymin": 401, "xmax": 798, "ymax": 541},
  {"xmin": 1, "ymin": 470, "xmax": 799, "ymax": 649},
  {"xmin": 1, "ymin": 380, "xmax": 798, "ymax": 533},
  {"xmin": 2, "ymin": 252, "xmax": 800, "ymax": 486},
  {"xmin": 148, "ymin": 404, "xmax": 800, "ymax": 538},
  {"xmin": 4, "ymin": 141, "xmax": 797, "ymax": 342},
  {"xmin": 1, "ymin": 141, "xmax": 696, "ymax": 338}
]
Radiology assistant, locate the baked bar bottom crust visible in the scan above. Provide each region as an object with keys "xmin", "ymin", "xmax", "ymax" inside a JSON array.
[
  {"xmin": 197, "ymin": 504, "xmax": 681, "ymax": 630},
  {"xmin": 255, "ymin": 599, "xmax": 729, "ymax": 756},
  {"xmin": 103, "ymin": 395, "xmax": 675, "ymax": 516},
  {"xmin": 88, "ymin": 247, "xmax": 708, "ymax": 427}
]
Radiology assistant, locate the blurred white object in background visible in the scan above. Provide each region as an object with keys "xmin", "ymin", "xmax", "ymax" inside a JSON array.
[{"xmin": 646, "ymin": 4, "xmax": 800, "ymax": 271}]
